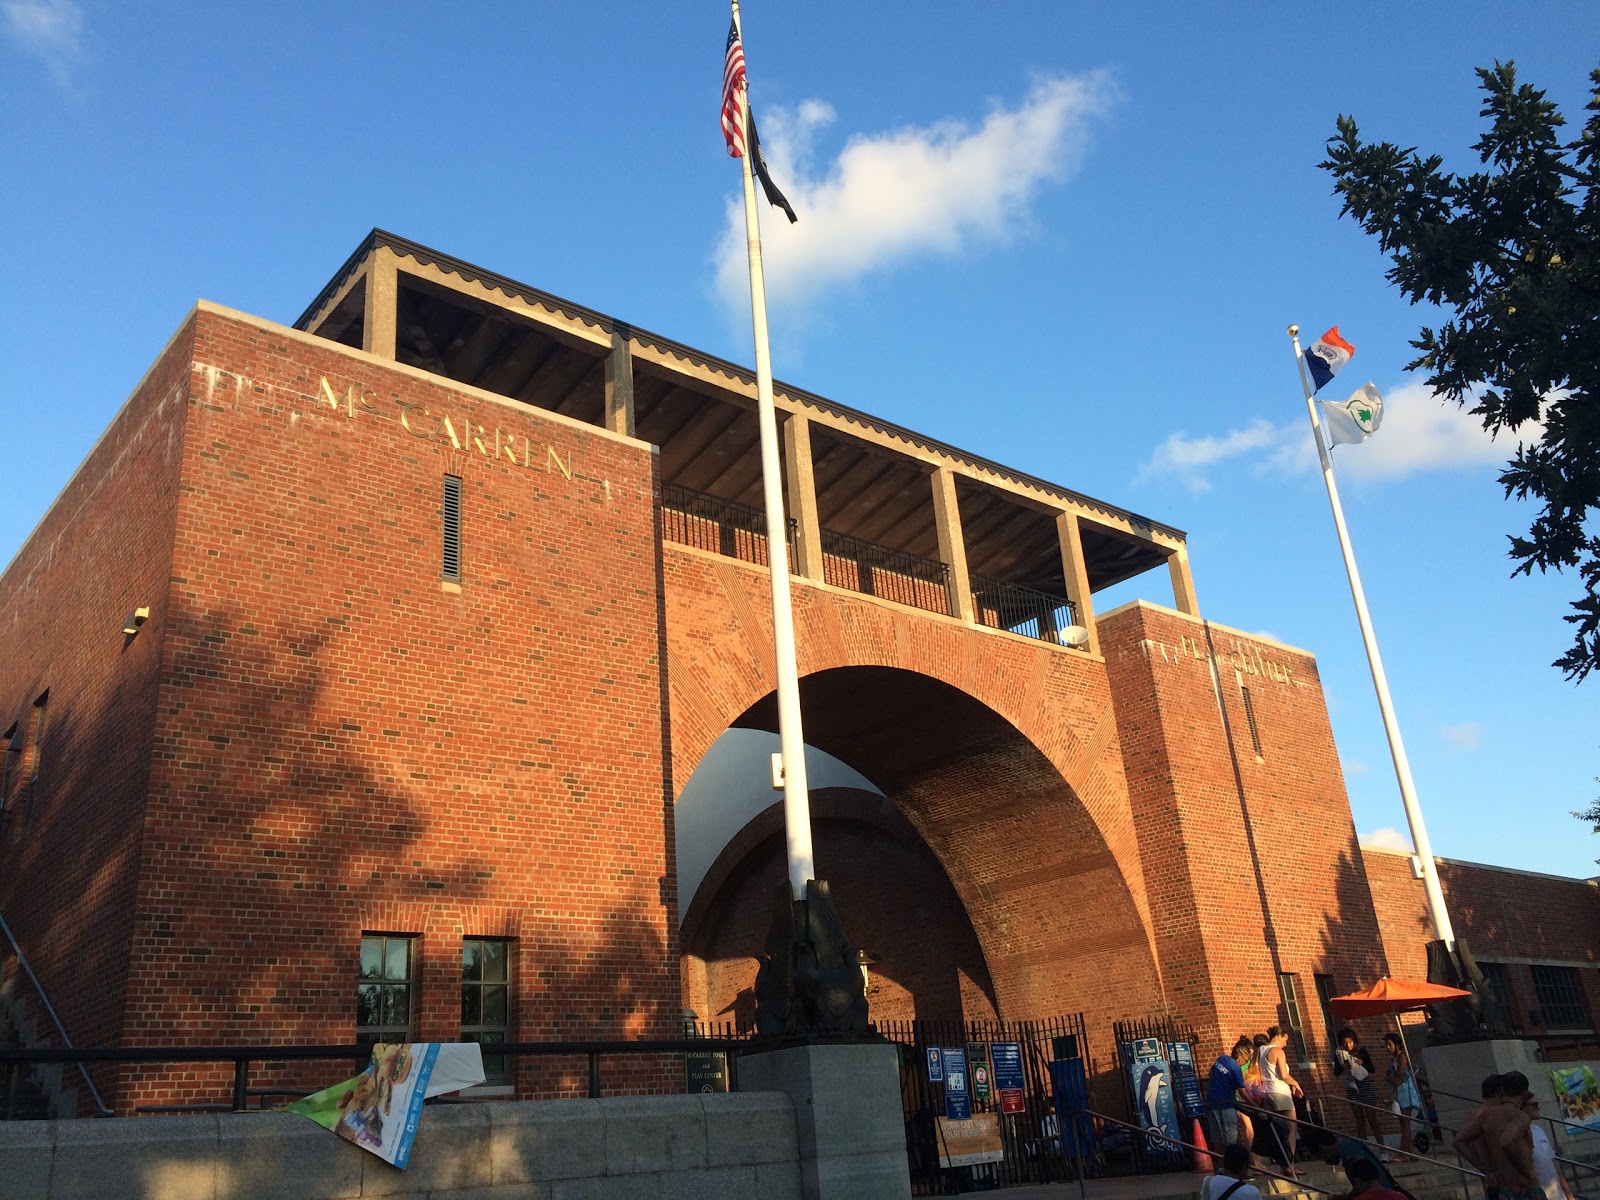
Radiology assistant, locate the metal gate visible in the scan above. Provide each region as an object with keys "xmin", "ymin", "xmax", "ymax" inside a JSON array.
[
  {"xmin": 880, "ymin": 1013, "xmax": 1092, "ymax": 1195},
  {"xmin": 1108, "ymin": 1014, "xmax": 1203, "ymax": 1176}
]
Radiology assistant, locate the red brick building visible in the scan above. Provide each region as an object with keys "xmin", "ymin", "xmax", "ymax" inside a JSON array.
[{"xmin": 1, "ymin": 231, "xmax": 1595, "ymax": 1114}]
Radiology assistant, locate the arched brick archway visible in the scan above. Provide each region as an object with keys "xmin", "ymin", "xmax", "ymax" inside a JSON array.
[
  {"xmin": 681, "ymin": 788, "xmax": 1000, "ymax": 1030},
  {"xmin": 662, "ymin": 550, "xmax": 1166, "ymax": 1030}
]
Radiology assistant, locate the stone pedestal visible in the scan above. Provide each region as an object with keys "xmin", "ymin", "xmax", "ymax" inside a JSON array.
[
  {"xmin": 738, "ymin": 1041, "xmax": 911, "ymax": 1200},
  {"xmin": 1423, "ymin": 1038, "xmax": 1554, "ymax": 1144}
]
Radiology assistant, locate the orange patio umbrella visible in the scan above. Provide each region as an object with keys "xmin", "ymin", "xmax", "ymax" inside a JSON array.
[{"xmin": 1328, "ymin": 978, "xmax": 1472, "ymax": 1020}]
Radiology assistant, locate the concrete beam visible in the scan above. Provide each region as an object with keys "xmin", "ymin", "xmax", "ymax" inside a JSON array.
[
  {"xmin": 1056, "ymin": 511, "xmax": 1100, "ymax": 656},
  {"xmin": 931, "ymin": 467, "xmax": 974, "ymax": 621},
  {"xmin": 361, "ymin": 245, "xmax": 398, "ymax": 360},
  {"xmin": 1167, "ymin": 543, "xmax": 1200, "ymax": 616},
  {"xmin": 604, "ymin": 327, "xmax": 636, "ymax": 438},
  {"xmin": 783, "ymin": 414, "xmax": 824, "ymax": 581}
]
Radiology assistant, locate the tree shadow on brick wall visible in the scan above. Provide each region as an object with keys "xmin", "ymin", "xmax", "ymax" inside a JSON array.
[
  {"xmin": 5, "ymin": 599, "xmax": 676, "ymax": 1111},
  {"xmin": 1310, "ymin": 844, "xmax": 1402, "ymax": 1068}
]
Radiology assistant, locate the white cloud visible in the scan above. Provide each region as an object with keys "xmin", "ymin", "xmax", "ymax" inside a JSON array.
[
  {"xmin": 1343, "ymin": 759, "xmax": 1371, "ymax": 776},
  {"xmin": 1438, "ymin": 721, "xmax": 1483, "ymax": 751},
  {"xmin": 1360, "ymin": 826, "xmax": 1413, "ymax": 852},
  {"xmin": 714, "ymin": 72, "xmax": 1115, "ymax": 318},
  {"xmin": 1138, "ymin": 380, "xmax": 1541, "ymax": 491},
  {"xmin": 3, "ymin": 0, "xmax": 82, "ymax": 82}
]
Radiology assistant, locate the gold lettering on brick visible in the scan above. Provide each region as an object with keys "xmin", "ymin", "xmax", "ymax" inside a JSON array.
[
  {"xmin": 397, "ymin": 402, "xmax": 433, "ymax": 438},
  {"xmin": 495, "ymin": 430, "xmax": 520, "ymax": 465},
  {"xmin": 546, "ymin": 445, "xmax": 573, "ymax": 480},
  {"xmin": 440, "ymin": 415, "xmax": 465, "ymax": 450},
  {"xmin": 469, "ymin": 421, "xmax": 491, "ymax": 457}
]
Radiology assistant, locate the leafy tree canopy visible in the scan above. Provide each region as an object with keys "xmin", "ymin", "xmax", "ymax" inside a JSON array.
[{"xmin": 1322, "ymin": 62, "xmax": 1600, "ymax": 681}]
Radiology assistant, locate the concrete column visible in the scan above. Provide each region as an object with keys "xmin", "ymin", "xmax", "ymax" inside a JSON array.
[
  {"xmin": 737, "ymin": 1042, "xmax": 912, "ymax": 1200},
  {"xmin": 361, "ymin": 245, "xmax": 398, "ymax": 360},
  {"xmin": 1055, "ymin": 511, "xmax": 1100, "ymax": 657},
  {"xmin": 604, "ymin": 326, "xmax": 636, "ymax": 438},
  {"xmin": 931, "ymin": 467, "xmax": 974, "ymax": 621},
  {"xmin": 782, "ymin": 414, "xmax": 824, "ymax": 581},
  {"xmin": 1167, "ymin": 543, "xmax": 1200, "ymax": 616}
]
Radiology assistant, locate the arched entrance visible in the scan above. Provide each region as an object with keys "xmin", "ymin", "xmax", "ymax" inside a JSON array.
[{"xmin": 675, "ymin": 665, "xmax": 1162, "ymax": 1036}]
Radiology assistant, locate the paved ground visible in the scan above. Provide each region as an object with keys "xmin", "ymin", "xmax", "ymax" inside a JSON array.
[{"xmin": 962, "ymin": 1174, "xmax": 1206, "ymax": 1200}]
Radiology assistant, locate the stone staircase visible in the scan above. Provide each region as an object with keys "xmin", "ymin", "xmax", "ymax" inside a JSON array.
[{"xmin": 1250, "ymin": 1154, "xmax": 1480, "ymax": 1200}]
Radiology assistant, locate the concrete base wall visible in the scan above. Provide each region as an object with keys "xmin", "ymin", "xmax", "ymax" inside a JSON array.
[{"xmin": 0, "ymin": 1092, "xmax": 803, "ymax": 1200}]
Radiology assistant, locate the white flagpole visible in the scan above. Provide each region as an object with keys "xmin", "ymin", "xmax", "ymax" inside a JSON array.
[
  {"xmin": 733, "ymin": 1, "xmax": 815, "ymax": 901},
  {"xmin": 1289, "ymin": 325, "xmax": 1455, "ymax": 950}
]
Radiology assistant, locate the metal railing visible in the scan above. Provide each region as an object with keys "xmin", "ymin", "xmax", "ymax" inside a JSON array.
[
  {"xmin": 659, "ymin": 483, "xmax": 798, "ymax": 569},
  {"xmin": 971, "ymin": 575, "xmax": 1081, "ymax": 646},
  {"xmin": 0, "ymin": 1037, "xmax": 749, "ymax": 1117},
  {"xmin": 1415, "ymin": 1083, "xmax": 1600, "ymax": 1194},
  {"xmin": 1063, "ymin": 1105, "xmax": 1337, "ymax": 1200},
  {"xmin": 0, "ymin": 911, "xmax": 112, "ymax": 1117},
  {"xmin": 820, "ymin": 529, "xmax": 951, "ymax": 615}
]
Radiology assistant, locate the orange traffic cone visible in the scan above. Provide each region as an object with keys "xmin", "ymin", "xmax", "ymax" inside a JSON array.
[{"xmin": 1193, "ymin": 1117, "xmax": 1214, "ymax": 1173}]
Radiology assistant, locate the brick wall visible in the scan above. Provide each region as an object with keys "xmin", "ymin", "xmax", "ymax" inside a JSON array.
[
  {"xmin": 98, "ymin": 306, "xmax": 675, "ymax": 1107},
  {"xmin": 1101, "ymin": 601, "xmax": 1390, "ymax": 1081},
  {"xmin": 0, "ymin": 316, "xmax": 197, "ymax": 1109}
]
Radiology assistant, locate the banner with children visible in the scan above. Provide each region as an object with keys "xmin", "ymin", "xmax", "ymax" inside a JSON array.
[
  {"xmin": 289, "ymin": 1043, "xmax": 486, "ymax": 1168},
  {"xmin": 1549, "ymin": 1065, "xmax": 1600, "ymax": 1131}
]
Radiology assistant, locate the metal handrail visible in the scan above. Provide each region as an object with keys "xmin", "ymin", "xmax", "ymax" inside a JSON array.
[
  {"xmin": 1063, "ymin": 1105, "xmax": 1337, "ymax": 1200},
  {"xmin": 0, "ymin": 911, "xmax": 112, "ymax": 1117},
  {"xmin": 1428, "ymin": 1082, "xmax": 1600, "ymax": 1141},
  {"xmin": 1238, "ymin": 1098, "xmax": 1488, "ymax": 1199},
  {"xmin": 0, "ymin": 1036, "xmax": 750, "ymax": 1113},
  {"xmin": 969, "ymin": 574, "xmax": 1080, "ymax": 646}
]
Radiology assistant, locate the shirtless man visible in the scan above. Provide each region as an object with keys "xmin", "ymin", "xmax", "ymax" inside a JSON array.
[{"xmin": 1455, "ymin": 1071, "xmax": 1540, "ymax": 1200}]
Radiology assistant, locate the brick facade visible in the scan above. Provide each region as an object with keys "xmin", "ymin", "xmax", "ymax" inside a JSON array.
[{"xmin": 2, "ymin": 271, "xmax": 1596, "ymax": 1117}]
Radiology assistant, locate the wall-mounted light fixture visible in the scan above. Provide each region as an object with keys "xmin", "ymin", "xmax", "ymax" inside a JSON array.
[{"xmin": 123, "ymin": 606, "xmax": 150, "ymax": 637}]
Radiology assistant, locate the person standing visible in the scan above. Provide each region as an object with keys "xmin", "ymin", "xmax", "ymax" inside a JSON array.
[
  {"xmin": 1527, "ymin": 1096, "xmax": 1574, "ymax": 1200},
  {"xmin": 1206, "ymin": 1038, "xmax": 1254, "ymax": 1150},
  {"xmin": 1260, "ymin": 1026, "xmax": 1304, "ymax": 1160},
  {"xmin": 1382, "ymin": 1033, "xmax": 1422, "ymax": 1154},
  {"xmin": 1333, "ymin": 1027, "xmax": 1382, "ymax": 1143},
  {"xmin": 1455, "ymin": 1071, "xmax": 1540, "ymax": 1200}
]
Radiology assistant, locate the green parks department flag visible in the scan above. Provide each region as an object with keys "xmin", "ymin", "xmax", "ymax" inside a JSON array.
[{"xmin": 1320, "ymin": 382, "xmax": 1384, "ymax": 447}]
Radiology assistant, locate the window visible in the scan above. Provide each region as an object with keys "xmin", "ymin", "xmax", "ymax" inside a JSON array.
[
  {"xmin": 462, "ymin": 938, "xmax": 512, "ymax": 1085},
  {"xmin": 1531, "ymin": 965, "xmax": 1590, "ymax": 1029},
  {"xmin": 1240, "ymin": 686, "xmax": 1263, "ymax": 757},
  {"xmin": 1314, "ymin": 973, "xmax": 1338, "ymax": 1048},
  {"xmin": 442, "ymin": 474, "xmax": 463, "ymax": 582},
  {"xmin": 357, "ymin": 934, "xmax": 416, "ymax": 1047},
  {"xmin": 0, "ymin": 724, "xmax": 18, "ymax": 823},
  {"xmin": 21, "ymin": 693, "xmax": 46, "ymax": 826},
  {"xmin": 1278, "ymin": 972, "xmax": 1309, "ymax": 1063}
]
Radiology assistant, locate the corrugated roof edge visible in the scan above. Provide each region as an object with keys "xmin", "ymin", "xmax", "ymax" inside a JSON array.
[{"xmin": 294, "ymin": 229, "xmax": 1186, "ymax": 543}]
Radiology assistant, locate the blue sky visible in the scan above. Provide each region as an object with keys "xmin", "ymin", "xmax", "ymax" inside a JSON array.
[{"xmin": 4, "ymin": 2, "xmax": 1597, "ymax": 876}]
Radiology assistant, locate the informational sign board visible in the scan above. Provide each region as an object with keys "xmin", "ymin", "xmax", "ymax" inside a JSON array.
[
  {"xmin": 968, "ymin": 1042, "xmax": 992, "ymax": 1102},
  {"xmin": 1167, "ymin": 1042, "xmax": 1205, "ymax": 1120},
  {"xmin": 1551, "ymin": 1066, "xmax": 1600, "ymax": 1130},
  {"xmin": 937, "ymin": 1112, "xmax": 1005, "ymax": 1167},
  {"xmin": 1123, "ymin": 1038, "xmax": 1180, "ymax": 1150},
  {"xmin": 926, "ymin": 1045, "xmax": 945, "ymax": 1082},
  {"xmin": 684, "ymin": 1051, "xmax": 729, "ymax": 1093},
  {"xmin": 942, "ymin": 1047, "xmax": 972, "ymax": 1120},
  {"xmin": 991, "ymin": 1041, "xmax": 1026, "ymax": 1115}
]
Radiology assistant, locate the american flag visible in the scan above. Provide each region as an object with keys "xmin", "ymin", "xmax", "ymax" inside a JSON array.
[{"xmin": 721, "ymin": 16, "xmax": 747, "ymax": 158}]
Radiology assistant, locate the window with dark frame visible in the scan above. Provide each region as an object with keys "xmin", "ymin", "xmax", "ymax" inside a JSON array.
[
  {"xmin": 442, "ymin": 474, "xmax": 463, "ymax": 582},
  {"xmin": 1241, "ymin": 685, "xmax": 1263, "ymax": 757},
  {"xmin": 1530, "ymin": 964, "xmax": 1590, "ymax": 1029},
  {"xmin": 23, "ymin": 692, "xmax": 46, "ymax": 826},
  {"xmin": 1314, "ymin": 973, "xmax": 1338, "ymax": 1050},
  {"xmin": 1278, "ymin": 972, "xmax": 1310, "ymax": 1063},
  {"xmin": 0, "ymin": 724, "xmax": 18, "ymax": 830},
  {"xmin": 357, "ymin": 934, "xmax": 417, "ymax": 1049},
  {"xmin": 462, "ymin": 938, "xmax": 512, "ymax": 1086}
]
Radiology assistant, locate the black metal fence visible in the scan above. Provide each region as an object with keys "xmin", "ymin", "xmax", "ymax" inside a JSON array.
[
  {"xmin": 1110, "ymin": 1014, "xmax": 1202, "ymax": 1176},
  {"xmin": 877, "ymin": 1013, "xmax": 1091, "ymax": 1194},
  {"xmin": 820, "ymin": 530, "xmax": 952, "ymax": 616},
  {"xmin": 659, "ymin": 483, "xmax": 798, "ymax": 568},
  {"xmin": 971, "ymin": 575, "xmax": 1081, "ymax": 646}
]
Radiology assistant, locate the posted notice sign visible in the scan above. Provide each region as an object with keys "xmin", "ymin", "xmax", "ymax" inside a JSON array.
[
  {"xmin": 991, "ymin": 1041, "xmax": 1026, "ymax": 1115},
  {"xmin": 969, "ymin": 1042, "xmax": 992, "ymax": 1102},
  {"xmin": 926, "ymin": 1046, "xmax": 945, "ymax": 1082},
  {"xmin": 937, "ymin": 1112, "xmax": 1004, "ymax": 1167},
  {"xmin": 942, "ymin": 1047, "xmax": 972, "ymax": 1120}
]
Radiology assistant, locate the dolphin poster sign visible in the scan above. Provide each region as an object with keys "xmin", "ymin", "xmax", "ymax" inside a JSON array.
[{"xmin": 1123, "ymin": 1038, "xmax": 1181, "ymax": 1152}]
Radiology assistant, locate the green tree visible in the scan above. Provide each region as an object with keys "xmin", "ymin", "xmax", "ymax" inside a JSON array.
[{"xmin": 1321, "ymin": 63, "xmax": 1600, "ymax": 681}]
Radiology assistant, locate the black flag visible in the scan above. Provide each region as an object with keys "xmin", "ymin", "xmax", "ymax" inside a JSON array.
[{"xmin": 748, "ymin": 114, "xmax": 798, "ymax": 224}]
